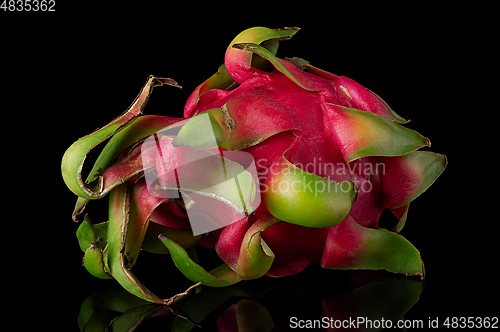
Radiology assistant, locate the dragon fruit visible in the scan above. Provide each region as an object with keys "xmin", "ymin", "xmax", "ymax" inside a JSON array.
[{"xmin": 62, "ymin": 27, "xmax": 446, "ymax": 303}]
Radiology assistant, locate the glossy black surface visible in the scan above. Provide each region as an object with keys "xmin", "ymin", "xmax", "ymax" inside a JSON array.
[{"xmin": 76, "ymin": 267, "xmax": 423, "ymax": 331}]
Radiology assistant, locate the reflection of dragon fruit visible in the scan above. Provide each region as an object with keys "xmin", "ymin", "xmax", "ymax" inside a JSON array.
[{"xmin": 62, "ymin": 27, "xmax": 446, "ymax": 303}]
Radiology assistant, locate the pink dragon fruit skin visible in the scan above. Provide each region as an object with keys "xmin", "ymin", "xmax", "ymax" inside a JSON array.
[
  {"xmin": 177, "ymin": 27, "xmax": 445, "ymax": 278},
  {"xmin": 63, "ymin": 27, "xmax": 446, "ymax": 303}
]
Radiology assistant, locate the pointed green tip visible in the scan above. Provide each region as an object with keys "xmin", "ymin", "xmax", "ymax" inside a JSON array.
[
  {"xmin": 232, "ymin": 42, "xmax": 315, "ymax": 92},
  {"xmin": 172, "ymin": 110, "xmax": 228, "ymax": 150}
]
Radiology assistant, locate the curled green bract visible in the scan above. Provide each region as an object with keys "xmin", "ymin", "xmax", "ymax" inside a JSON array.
[
  {"xmin": 159, "ymin": 234, "xmax": 240, "ymax": 287},
  {"xmin": 61, "ymin": 76, "xmax": 181, "ymax": 202},
  {"xmin": 264, "ymin": 155, "xmax": 356, "ymax": 228}
]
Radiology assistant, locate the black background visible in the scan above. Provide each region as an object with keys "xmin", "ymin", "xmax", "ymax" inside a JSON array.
[{"xmin": 3, "ymin": 3, "xmax": 495, "ymax": 330}]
